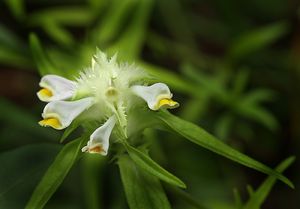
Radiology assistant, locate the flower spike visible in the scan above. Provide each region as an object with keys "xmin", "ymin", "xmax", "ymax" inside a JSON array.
[
  {"xmin": 82, "ymin": 116, "xmax": 116, "ymax": 155},
  {"xmin": 39, "ymin": 97, "xmax": 94, "ymax": 130},
  {"xmin": 37, "ymin": 75, "xmax": 76, "ymax": 102},
  {"xmin": 131, "ymin": 83, "xmax": 179, "ymax": 111}
]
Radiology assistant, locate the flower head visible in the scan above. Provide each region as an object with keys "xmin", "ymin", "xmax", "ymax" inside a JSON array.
[{"xmin": 37, "ymin": 50, "xmax": 179, "ymax": 155}]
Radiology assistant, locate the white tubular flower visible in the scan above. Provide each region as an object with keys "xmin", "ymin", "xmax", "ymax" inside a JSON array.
[
  {"xmin": 82, "ymin": 116, "xmax": 116, "ymax": 155},
  {"xmin": 39, "ymin": 97, "xmax": 94, "ymax": 130},
  {"xmin": 37, "ymin": 75, "xmax": 76, "ymax": 102},
  {"xmin": 131, "ymin": 83, "xmax": 179, "ymax": 111}
]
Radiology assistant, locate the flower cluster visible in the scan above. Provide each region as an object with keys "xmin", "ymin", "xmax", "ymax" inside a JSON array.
[{"xmin": 37, "ymin": 50, "xmax": 179, "ymax": 155}]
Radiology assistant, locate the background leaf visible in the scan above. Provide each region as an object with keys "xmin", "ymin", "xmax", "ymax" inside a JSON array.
[
  {"xmin": 156, "ymin": 111, "xmax": 293, "ymax": 188},
  {"xmin": 0, "ymin": 144, "xmax": 61, "ymax": 209},
  {"xmin": 242, "ymin": 156, "xmax": 295, "ymax": 209},
  {"xmin": 25, "ymin": 136, "xmax": 86, "ymax": 209},
  {"xmin": 125, "ymin": 143, "xmax": 186, "ymax": 188},
  {"xmin": 118, "ymin": 154, "xmax": 171, "ymax": 209}
]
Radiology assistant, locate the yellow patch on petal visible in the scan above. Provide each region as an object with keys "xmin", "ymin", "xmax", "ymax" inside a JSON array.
[
  {"xmin": 39, "ymin": 117, "xmax": 62, "ymax": 129},
  {"xmin": 158, "ymin": 98, "xmax": 179, "ymax": 109},
  {"xmin": 38, "ymin": 88, "xmax": 53, "ymax": 98},
  {"xmin": 89, "ymin": 145, "xmax": 104, "ymax": 154}
]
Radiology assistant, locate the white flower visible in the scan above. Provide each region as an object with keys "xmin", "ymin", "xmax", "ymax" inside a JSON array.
[
  {"xmin": 81, "ymin": 116, "xmax": 116, "ymax": 155},
  {"xmin": 39, "ymin": 97, "xmax": 94, "ymax": 130},
  {"xmin": 37, "ymin": 75, "xmax": 76, "ymax": 102},
  {"xmin": 131, "ymin": 83, "xmax": 179, "ymax": 110},
  {"xmin": 37, "ymin": 50, "xmax": 179, "ymax": 155}
]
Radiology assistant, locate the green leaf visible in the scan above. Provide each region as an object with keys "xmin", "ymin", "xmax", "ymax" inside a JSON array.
[
  {"xmin": 42, "ymin": 22, "xmax": 75, "ymax": 46},
  {"xmin": 93, "ymin": 0, "xmax": 138, "ymax": 45},
  {"xmin": 236, "ymin": 105, "xmax": 278, "ymax": 131},
  {"xmin": 124, "ymin": 143, "xmax": 186, "ymax": 188},
  {"xmin": 27, "ymin": 7, "xmax": 94, "ymax": 27},
  {"xmin": 156, "ymin": 111, "xmax": 294, "ymax": 188},
  {"xmin": 228, "ymin": 22, "xmax": 289, "ymax": 61},
  {"xmin": 29, "ymin": 33, "xmax": 59, "ymax": 76},
  {"xmin": 0, "ymin": 144, "xmax": 61, "ymax": 209},
  {"xmin": 233, "ymin": 188, "xmax": 242, "ymax": 209},
  {"xmin": 138, "ymin": 61, "xmax": 196, "ymax": 95},
  {"xmin": 241, "ymin": 89, "xmax": 275, "ymax": 105},
  {"xmin": 243, "ymin": 156, "xmax": 295, "ymax": 209},
  {"xmin": 118, "ymin": 154, "xmax": 171, "ymax": 209},
  {"xmin": 25, "ymin": 137, "xmax": 86, "ymax": 209},
  {"xmin": 108, "ymin": 0, "xmax": 154, "ymax": 61},
  {"xmin": 4, "ymin": 0, "xmax": 25, "ymax": 20}
]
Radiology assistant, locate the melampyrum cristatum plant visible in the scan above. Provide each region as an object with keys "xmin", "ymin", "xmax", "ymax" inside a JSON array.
[
  {"xmin": 29, "ymin": 49, "xmax": 293, "ymax": 209},
  {"xmin": 37, "ymin": 50, "xmax": 179, "ymax": 155}
]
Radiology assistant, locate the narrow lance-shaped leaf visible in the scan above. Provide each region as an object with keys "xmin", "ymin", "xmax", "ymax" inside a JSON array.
[
  {"xmin": 25, "ymin": 136, "xmax": 86, "ymax": 209},
  {"xmin": 124, "ymin": 142, "xmax": 186, "ymax": 188},
  {"xmin": 118, "ymin": 154, "xmax": 171, "ymax": 209},
  {"xmin": 228, "ymin": 21, "xmax": 289, "ymax": 61},
  {"xmin": 243, "ymin": 156, "xmax": 295, "ymax": 209},
  {"xmin": 29, "ymin": 33, "xmax": 59, "ymax": 76},
  {"xmin": 156, "ymin": 111, "xmax": 294, "ymax": 188},
  {"xmin": 108, "ymin": 0, "xmax": 154, "ymax": 61}
]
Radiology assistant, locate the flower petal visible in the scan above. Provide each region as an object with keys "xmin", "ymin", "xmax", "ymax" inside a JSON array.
[
  {"xmin": 81, "ymin": 116, "xmax": 116, "ymax": 155},
  {"xmin": 37, "ymin": 75, "xmax": 76, "ymax": 102},
  {"xmin": 39, "ymin": 97, "xmax": 94, "ymax": 130},
  {"xmin": 131, "ymin": 83, "xmax": 179, "ymax": 110}
]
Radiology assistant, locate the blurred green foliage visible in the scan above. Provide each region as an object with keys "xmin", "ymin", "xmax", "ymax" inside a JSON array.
[{"xmin": 0, "ymin": 0, "xmax": 299, "ymax": 208}]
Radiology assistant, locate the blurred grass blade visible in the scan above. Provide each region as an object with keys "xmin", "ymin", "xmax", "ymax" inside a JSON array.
[
  {"xmin": 124, "ymin": 143, "xmax": 186, "ymax": 188},
  {"xmin": 215, "ymin": 113, "xmax": 234, "ymax": 140},
  {"xmin": 108, "ymin": 0, "xmax": 154, "ymax": 61},
  {"xmin": 232, "ymin": 69, "xmax": 249, "ymax": 96},
  {"xmin": 118, "ymin": 154, "xmax": 171, "ymax": 209},
  {"xmin": 4, "ymin": 0, "xmax": 25, "ymax": 20},
  {"xmin": 241, "ymin": 89, "xmax": 275, "ymax": 105},
  {"xmin": 243, "ymin": 156, "xmax": 295, "ymax": 209},
  {"xmin": 42, "ymin": 22, "xmax": 75, "ymax": 46},
  {"xmin": 228, "ymin": 22, "xmax": 289, "ymax": 61},
  {"xmin": 88, "ymin": 0, "xmax": 108, "ymax": 13},
  {"xmin": 28, "ymin": 7, "xmax": 94, "ymax": 27},
  {"xmin": 237, "ymin": 105, "xmax": 278, "ymax": 131},
  {"xmin": 94, "ymin": 0, "xmax": 137, "ymax": 45},
  {"xmin": 25, "ymin": 137, "xmax": 86, "ymax": 209},
  {"xmin": 233, "ymin": 188, "xmax": 242, "ymax": 209},
  {"xmin": 138, "ymin": 61, "xmax": 196, "ymax": 95},
  {"xmin": 246, "ymin": 185, "xmax": 254, "ymax": 197},
  {"xmin": 158, "ymin": 0, "xmax": 196, "ymax": 48},
  {"xmin": 157, "ymin": 111, "xmax": 294, "ymax": 188},
  {"xmin": 29, "ymin": 33, "xmax": 59, "ymax": 76}
]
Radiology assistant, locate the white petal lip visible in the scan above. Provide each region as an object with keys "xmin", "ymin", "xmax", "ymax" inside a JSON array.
[
  {"xmin": 41, "ymin": 97, "xmax": 94, "ymax": 130},
  {"xmin": 37, "ymin": 75, "xmax": 77, "ymax": 102},
  {"xmin": 131, "ymin": 83, "xmax": 178, "ymax": 110},
  {"xmin": 81, "ymin": 116, "xmax": 116, "ymax": 155}
]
